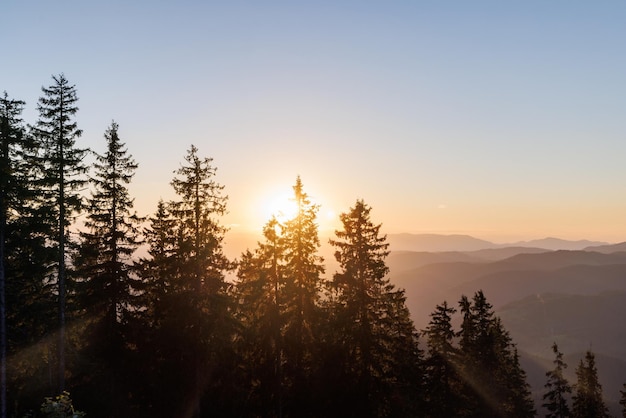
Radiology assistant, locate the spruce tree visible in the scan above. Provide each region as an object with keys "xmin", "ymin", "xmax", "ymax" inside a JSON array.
[
  {"xmin": 329, "ymin": 199, "xmax": 422, "ymax": 416},
  {"xmin": 33, "ymin": 74, "xmax": 87, "ymax": 391},
  {"xmin": 73, "ymin": 122, "xmax": 143, "ymax": 414},
  {"xmin": 424, "ymin": 301, "xmax": 461, "ymax": 417},
  {"xmin": 138, "ymin": 198, "xmax": 182, "ymax": 324},
  {"xmin": 168, "ymin": 144, "xmax": 231, "ymax": 292},
  {"xmin": 138, "ymin": 199, "xmax": 178, "ymax": 326},
  {"xmin": 234, "ymin": 217, "xmax": 286, "ymax": 416},
  {"xmin": 572, "ymin": 351, "xmax": 609, "ymax": 418},
  {"xmin": 4, "ymin": 108, "xmax": 58, "ymax": 413},
  {"xmin": 140, "ymin": 145, "xmax": 234, "ymax": 416},
  {"xmin": 457, "ymin": 291, "xmax": 535, "ymax": 417},
  {"xmin": 0, "ymin": 91, "xmax": 26, "ymax": 418},
  {"xmin": 133, "ymin": 199, "xmax": 179, "ymax": 414},
  {"xmin": 280, "ymin": 176, "xmax": 325, "ymax": 415},
  {"xmin": 542, "ymin": 342, "xmax": 572, "ymax": 418},
  {"xmin": 77, "ymin": 121, "xmax": 142, "ymax": 333}
]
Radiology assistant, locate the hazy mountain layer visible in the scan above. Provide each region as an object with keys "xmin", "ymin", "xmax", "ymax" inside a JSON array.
[{"xmin": 387, "ymin": 247, "xmax": 626, "ymax": 416}]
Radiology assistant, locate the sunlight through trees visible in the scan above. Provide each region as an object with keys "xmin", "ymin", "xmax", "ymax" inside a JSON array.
[{"xmin": 2, "ymin": 75, "xmax": 623, "ymax": 418}]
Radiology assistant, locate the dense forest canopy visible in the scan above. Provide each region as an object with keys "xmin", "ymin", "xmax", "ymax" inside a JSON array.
[{"xmin": 0, "ymin": 76, "xmax": 623, "ymax": 418}]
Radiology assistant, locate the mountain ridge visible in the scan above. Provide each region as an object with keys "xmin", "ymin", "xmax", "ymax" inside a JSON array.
[{"xmin": 387, "ymin": 233, "xmax": 610, "ymax": 252}]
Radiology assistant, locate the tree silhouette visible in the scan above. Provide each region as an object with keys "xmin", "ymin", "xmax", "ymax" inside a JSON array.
[
  {"xmin": 139, "ymin": 145, "xmax": 235, "ymax": 416},
  {"xmin": 457, "ymin": 291, "xmax": 535, "ymax": 417},
  {"xmin": 73, "ymin": 122, "xmax": 143, "ymax": 415},
  {"xmin": 32, "ymin": 74, "xmax": 87, "ymax": 391},
  {"xmin": 328, "ymin": 199, "xmax": 422, "ymax": 417},
  {"xmin": 0, "ymin": 91, "xmax": 26, "ymax": 418},
  {"xmin": 77, "ymin": 121, "xmax": 142, "ymax": 334},
  {"xmin": 235, "ymin": 216, "xmax": 287, "ymax": 417},
  {"xmin": 542, "ymin": 342, "xmax": 572, "ymax": 418},
  {"xmin": 424, "ymin": 301, "xmax": 462, "ymax": 417},
  {"xmin": 572, "ymin": 351, "xmax": 609, "ymax": 418},
  {"xmin": 278, "ymin": 177, "xmax": 325, "ymax": 415}
]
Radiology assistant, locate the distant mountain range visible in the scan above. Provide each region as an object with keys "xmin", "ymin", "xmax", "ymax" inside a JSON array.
[
  {"xmin": 225, "ymin": 231, "xmax": 621, "ymax": 258},
  {"xmin": 584, "ymin": 241, "xmax": 626, "ymax": 253},
  {"xmin": 385, "ymin": 245, "xmax": 626, "ymax": 416},
  {"xmin": 387, "ymin": 233, "xmax": 611, "ymax": 252}
]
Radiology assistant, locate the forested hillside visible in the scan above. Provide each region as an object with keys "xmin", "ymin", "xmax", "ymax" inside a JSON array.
[
  {"xmin": 2, "ymin": 77, "xmax": 624, "ymax": 417},
  {"xmin": 387, "ymin": 247, "xmax": 626, "ymax": 416}
]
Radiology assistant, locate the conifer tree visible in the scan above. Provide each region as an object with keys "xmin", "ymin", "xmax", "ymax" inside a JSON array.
[
  {"xmin": 3, "ymin": 97, "xmax": 58, "ymax": 413},
  {"xmin": 572, "ymin": 351, "xmax": 609, "ymax": 418},
  {"xmin": 132, "ymin": 199, "xmax": 180, "ymax": 414},
  {"xmin": 457, "ymin": 291, "xmax": 535, "ymax": 417},
  {"xmin": 32, "ymin": 74, "xmax": 87, "ymax": 391},
  {"xmin": 77, "ymin": 121, "xmax": 142, "ymax": 335},
  {"xmin": 542, "ymin": 342, "xmax": 572, "ymax": 418},
  {"xmin": 235, "ymin": 217, "xmax": 286, "ymax": 416},
  {"xmin": 169, "ymin": 145, "xmax": 231, "ymax": 291},
  {"xmin": 424, "ymin": 301, "xmax": 461, "ymax": 417},
  {"xmin": 140, "ymin": 145, "xmax": 234, "ymax": 416},
  {"xmin": 279, "ymin": 176, "xmax": 325, "ymax": 414},
  {"xmin": 138, "ymin": 199, "xmax": 178, "ymax": 326},
  {"xmin": 329, "ymin": 199, "xmax": 422, "ymax": 416},
  {"xmin": 72, "ymin": 122, "xmax": 143, "ymax": 413},
  {"xmin": 0, "ymin": 91, "xmax": 26, "ymax": 418}
]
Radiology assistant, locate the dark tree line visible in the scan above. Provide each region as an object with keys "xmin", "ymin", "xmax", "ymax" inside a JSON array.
[
  {"xmin": 2, "ymin": 75, "xmax": 624, "ymax": 417},
  {"xmin": 423, "ymin": 292, "xmax": 535, "ymax": 418},
  {"xmin": 542, "ymin": 343, "xmax": 614, "ymax": 418}
]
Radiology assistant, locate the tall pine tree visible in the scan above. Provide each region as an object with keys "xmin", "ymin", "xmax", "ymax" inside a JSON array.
[
  {"xmin": 139, "ymin": 145, "xmax": 235, "ymax": 417},
  {"xmin": 572, "ymin": 351, "xmax": 609, "ymax": 418},
  {"xmin": 235, "ymin": 216, "xmax": 287, "ymax": 417},
  {"xmin": 457, "ymin": 291, "xmax": 535, "ymax": 418},
  {"xmin": 73, "ymin": 121, "xmax": 143, "ymax": 414},
  {"xmin": 424, "ymin": 301, "xmax": 462, "ymax": 417},
  {"xmin": 77, "ymin": 121, "xmax": 142, "ymax": 334},
  {"xmin": 4, "ymin": 97, "xmax": 58, "ymax": 414},
  {"xmin": 0, "ymin": 91, "xmax": 26, "ymax": 418},
  {"xmin": 33, "ymin": 74, "xmax": 87, "ymax": 391},
  {"xmin": 280, "ymin": 177, "xmax": 325, "ymax": 416},
  {"xmin": 542, "ymin": 342, "xmax": 572, "ymax": 418},
  {"xmin": 328, "ymin": 199, "xmax": 422, "ymax": 417}
]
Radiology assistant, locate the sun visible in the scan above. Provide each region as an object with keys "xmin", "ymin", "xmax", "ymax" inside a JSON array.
[
  {"xmin": 253, "ymin": 181, "xmax": 341, "ymax": 233},
  {"xmin": 263, "ymin": 192, "xmax": 299, "ymax": 223}
]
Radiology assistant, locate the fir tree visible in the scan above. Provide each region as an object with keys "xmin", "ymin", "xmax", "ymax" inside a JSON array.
[
  {"xmin": 77, "ymin": 121, "xmax": 142, "ymax": 334},
  {"xmin": 133, "ymin": 199, "xmax": 179, "ymax": 414},
  {"xmin": 329, "ymin": 199, "xmax": 422, "ymax": 417},
  {"xmin": 140, "ymin": 145, "xmax": 235, "ymax": 416},
  {"xmin": 138, "ymin": 199, "xmax": 178, "ymax": 326},
  {"xmin": 542, "ymin": 342, "xmax": 572, "ymax": 418},
  {"xmin": 234, "ymin": 217, "xmax": 286, "ymax": 417},
  {"xmin": 168, "ymin": 144, "xmax": 231, "ymax": 292},
  {"xmin": 280, "ymin": 177, "xmax": 325, "ymax": 414},
  {"xmin": 572, "ymin": 351, "xmax": 609, "ymax": 418},
  {"xmin": 424, "ymin": 301, "xmax": 461, "ymax": 417},
  {"xmin": 73, "ymin": 122, "xmax": 143, "ymax": 414},
  {"xmin": 32, "ymin": 74, "xmax": 87, "ymax": 391},
  {"xmin": 0, "ymin": 91, "xmax": 26, "ymax": 418},
  {"xmin": 457, "ymin": 291, "xmax": 535, "ymax": 418}
]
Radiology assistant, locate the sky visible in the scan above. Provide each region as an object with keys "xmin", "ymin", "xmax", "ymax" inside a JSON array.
[{"xmin": 3, "ymin": 1, "xmax": 626, "ymax": 243}]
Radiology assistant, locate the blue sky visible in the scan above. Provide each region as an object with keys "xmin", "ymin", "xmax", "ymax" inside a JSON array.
[{"xmin": 3, "ymin": 1, "xmax": 626, "ymax": 241}]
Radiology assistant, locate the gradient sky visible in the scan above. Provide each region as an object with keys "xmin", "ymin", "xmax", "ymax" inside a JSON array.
[{"xmin": 3, "ymin": 1, "xmax": 626, "ymax": 242}]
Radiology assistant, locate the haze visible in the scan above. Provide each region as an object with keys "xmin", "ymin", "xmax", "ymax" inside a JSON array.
[{"xmin": 4, "ymin": 1, "xmax": 626, "ymax": 242}]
